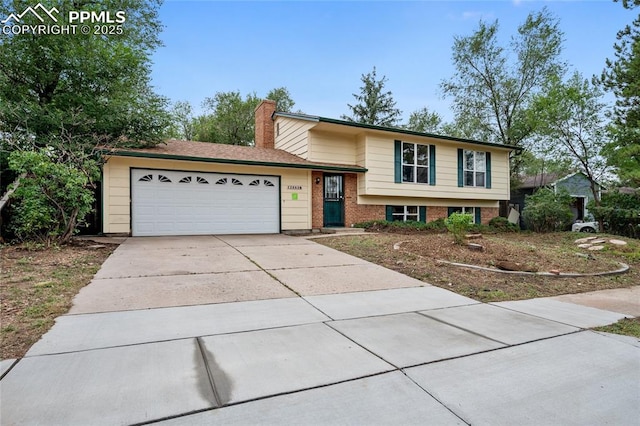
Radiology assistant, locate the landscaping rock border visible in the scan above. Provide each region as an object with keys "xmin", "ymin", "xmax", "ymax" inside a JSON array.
[{"xmin": 435, "ymin": 259, "xmax": 630, "ymax": 278}]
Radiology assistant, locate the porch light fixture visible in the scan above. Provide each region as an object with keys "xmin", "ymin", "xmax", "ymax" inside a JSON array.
[{"xmin": 315, "ymin": 177, "xmax": 321, "ymax": 184}]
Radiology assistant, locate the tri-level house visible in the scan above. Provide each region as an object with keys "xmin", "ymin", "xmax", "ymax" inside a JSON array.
[{"xmin": 101, "ymin": 100, "xmax": 518, "ymax": 236}]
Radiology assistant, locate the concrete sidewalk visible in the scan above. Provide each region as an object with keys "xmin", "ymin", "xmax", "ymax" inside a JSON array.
[{"xmin": 1, "ymin": 234, "xmax": 638, "ymax": 425}]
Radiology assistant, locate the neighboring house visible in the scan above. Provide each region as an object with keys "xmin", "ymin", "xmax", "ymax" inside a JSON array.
[
  {"xmin": 510, "ymin": 172, "xmax": 601, "ymax": 225},
  {"xmin": 101, "ymin": 100, "xmax": 518, "ymax": 236}
]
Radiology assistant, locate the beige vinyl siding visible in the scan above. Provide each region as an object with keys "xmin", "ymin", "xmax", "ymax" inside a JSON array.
[
  {"xmin": 308, "ymin": 130, "xmax": 357, "ymax": 165},
  {"xmin": 358, "ymin": 195, "xmax": 499, "ymax": 208},
  {"xmin": 356, "ymin": 135, "xmax": 366, "ymax": 194},
  {"xmin": 361, "ymin": 135, "xmax": 510, "ymax": 201},
  {"xmin": 274, "ymin": 117, "xmax": 314, "ymax": 159},
  {"xmin": 102, "ymin": 156, "xmax": 311, "ymax": 234}
]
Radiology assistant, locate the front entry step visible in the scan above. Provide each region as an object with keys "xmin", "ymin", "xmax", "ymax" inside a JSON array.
[{"xmin": 320, "ymin": 227, "xmax": 366, "ymax": 234}]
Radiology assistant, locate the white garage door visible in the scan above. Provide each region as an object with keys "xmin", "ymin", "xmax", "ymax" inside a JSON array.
[{"xmin": 131, "ymin": 169, "xmax": 280, "ymax": 236}]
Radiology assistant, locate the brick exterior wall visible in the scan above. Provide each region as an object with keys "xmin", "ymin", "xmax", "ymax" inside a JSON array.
[
  {"xmin": 311, "ymin": 172, "xmax": 500, "ymax": 229},
  {"xmin": 343, "ymin": 174, "xmax": 385, "ymax": 227},
  {"xmin": 312, "ymin": 172, "xmax": 384, "ymax": 229},
  {"xmin": 426, "ymin": 206, "xmax": 448, "ymax": 222},
  {"xmin": 254, "ymin": 100, "xmax": 276, "ymax": 149},
  {"xmin": 481, "ymin": 207, "xmax": 499, "ymax": 225},
  {"xmin": 311, "ymin": 171, "xmax": 324, "ymax": 229}
]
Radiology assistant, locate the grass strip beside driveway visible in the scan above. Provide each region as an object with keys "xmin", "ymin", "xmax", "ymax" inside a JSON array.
[{"xmin": 1, "ymin": 241, "xmax": 116, "ymax": 359}]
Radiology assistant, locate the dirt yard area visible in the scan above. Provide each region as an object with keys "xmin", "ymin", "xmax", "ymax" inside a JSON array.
[
  {"xmin": 1, "ymin": 240, "xmax": 117, "ymax": 359},
  {"xmin": 317, "ymin": 232, "xmax": 639, "ymax": 303}
]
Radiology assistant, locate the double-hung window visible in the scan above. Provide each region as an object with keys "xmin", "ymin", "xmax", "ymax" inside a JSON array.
[
  {"xmin": 402, "ymin": 142, "xmax": 429, "ymax": 184},
  {"xmin": 464, "ymin": 150, "xmax": 486, "ymax": 187}
]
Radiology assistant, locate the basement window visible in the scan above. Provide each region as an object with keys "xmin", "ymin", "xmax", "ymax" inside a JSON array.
[{"xmin": 392, "ymin": 206, "xmax": 418, "ymax": 222}]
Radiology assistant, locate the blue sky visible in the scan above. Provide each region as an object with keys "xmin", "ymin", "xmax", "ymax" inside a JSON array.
[{"xmin": 151, "ymin": 0, "xmax": 632, "ymax": 122}]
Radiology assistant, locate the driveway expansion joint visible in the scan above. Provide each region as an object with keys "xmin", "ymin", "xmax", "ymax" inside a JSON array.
[
  {"xmin": 196, "ymin": 337, "xmax": 223, "ymax": 408},
  {"xmin": 220, "ymin": 237, "xmax": 303, "ymax": 297},
  {"xmin": 417, "ymin": 310, "xmax": 509, "ymax": 346},
  {"xmin": 399, "ymin": 369, "xmax": 472, "ymax": 426}
]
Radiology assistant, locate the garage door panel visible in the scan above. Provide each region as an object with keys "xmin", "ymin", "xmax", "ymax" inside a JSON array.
[{"xmin": 132, "ymin": 169, "xmax": 279, "ymax": 236}]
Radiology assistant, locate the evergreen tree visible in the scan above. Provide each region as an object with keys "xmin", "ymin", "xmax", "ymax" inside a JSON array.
[
  {"xmin": 342, "ymin": 67, "xmax": 402, "ymax": 127},
  {"xmin": 600, "ymin": 0, "xmax": 640, "ymax": 186}
]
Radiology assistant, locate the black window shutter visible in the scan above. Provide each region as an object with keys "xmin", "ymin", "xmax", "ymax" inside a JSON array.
[
  {"xmin": 485, "ymin": 152, "xmax": 492, "ymax": 189},
  {"xmin": 475, "ymin": 207, "xmax": 482, "ymax": 224},
  {"xmin": 457, "ymin": 149, "xmax": 464, "ymax": 187},
  {"xmin": 429, "ymin": 145, "xmax": 436, "ymax": 186},
  {"xmin": 419, "ymin": 206, "xmax": 427, "ymax": 222},
  {"xmin": 447, "ymin": 207, "xmax": 456, "ymax": 216},
  {"xmin": 394, "ymin": 140, "xmax": 402, "ymax": 183},
  {"xmin": 385, "ymin": 205, "xmax": 394, "ymax": 221}
]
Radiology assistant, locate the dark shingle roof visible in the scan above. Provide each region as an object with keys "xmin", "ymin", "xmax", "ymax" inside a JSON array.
[
  {"xmin": 105, "ymin": 140, "xmax": 367, "ymax": 173},
  {"xmin": 519, "ymin": 172, "xmax": 564, "ymax": 189}
]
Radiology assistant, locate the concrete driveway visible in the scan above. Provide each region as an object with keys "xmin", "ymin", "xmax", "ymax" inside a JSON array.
[{"xmin": 1, "ymin": 234, "xmax": 638, "ymax": 425}]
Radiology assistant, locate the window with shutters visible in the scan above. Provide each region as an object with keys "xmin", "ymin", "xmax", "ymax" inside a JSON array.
[
  {"xmin": 391, "ymin": 206, "xmax": 419, "ymax": 222},
  {"xmin": 463, "ymin": 150, "xmax": 486, "ymax": 187},
  {"xmin": 402, "ymin": 142, "xmax": 429, "ymax": 184}
]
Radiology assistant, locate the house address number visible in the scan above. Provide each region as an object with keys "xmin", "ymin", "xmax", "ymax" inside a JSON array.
[{"xmin": 287, "ymin": 185, "xmax": 302, "ymax": 190}]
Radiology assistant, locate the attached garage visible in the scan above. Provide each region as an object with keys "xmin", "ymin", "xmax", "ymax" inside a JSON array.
[
  {"xmin": 101, "ymin": 140, "xmax": 367, "ymax": 236},
  {"xmin": 131, "ymin": 169, "xmax": 280, "ymax": 236}
]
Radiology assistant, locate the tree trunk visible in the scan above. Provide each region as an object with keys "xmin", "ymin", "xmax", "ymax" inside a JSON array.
[
  {"xmin": 60, "ymin": 208, "xmax": 79, "ymax": 245},
  {"xmin": 589, "ymin": 179, "xmax": 603, "ymax": 232}
]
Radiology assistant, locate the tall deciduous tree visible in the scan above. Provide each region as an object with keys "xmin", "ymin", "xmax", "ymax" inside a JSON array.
[
  {"xmin": 441, "ymin": 8, "xmax": 565, "ymax": 177},
  {"xmin": 193, "ymin": 87, "xmax": 295, "ymax": 145},
  {"xmin": 266, "ymin": 87, "xmax": 295, "ymax": 113},
  {"xmin": 531, "ymin": 72, "xmax": 610, "ymax": 208},
  {"xmin": 0, "ymin": 0, "xmax": 171, "ymax": 149},
  {"xmin": 342, "ymin": 67, "xmax": 402, "ymax": 127},
  {"xmin": 170, "ymin": 101, "xmax": 196, "ymax": 141},
  {"xmin": 0, "ymin": 0, "xmax": 169, "ymax": 241},
  {"xmin": 404, "ymin": 107, "xmax": 443, "ymax": 133},
  {"xmin": 600, "ymin": 0, "xmax": 640, "ymax": 186},
  {"xmin": 198, "ymin": 91, "xmax": 260, "ymax": 146}
]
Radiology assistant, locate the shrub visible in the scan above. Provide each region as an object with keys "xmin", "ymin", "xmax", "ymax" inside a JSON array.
[
  {"xmin": 588, "ymin": 190, "xmax": 640, "ymax": 238},
  {"xmin": 353, "ymin": 218, "xmax": 448, "ymax": 233},
  {"xmin": 8, "ymin": 150, "xmax": 98, "ymax": 245},
  {"xmin": 522, "ymin": 188, "xmax": 573, "ymax": 232},
  {"xmin": 445, "ymin": 212, "xmax": 474, "ymax": 244},
  {"xmin": 426, "ymin": 218, "xmax": 447, "ymax": 230},
  {"xmin": 489, "ymin": 216, "xmax": 519, "ymax": 232},
  {"xmin": 353, "ymin": 220, "xmax": 386, "ymax": 229}
]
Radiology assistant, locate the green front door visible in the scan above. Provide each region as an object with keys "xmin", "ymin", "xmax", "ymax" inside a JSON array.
[{"xmin": 323, "ymin": 174, "xmax": 344, "ymax": 227}]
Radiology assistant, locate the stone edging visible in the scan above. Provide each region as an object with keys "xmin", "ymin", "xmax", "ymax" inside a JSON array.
[{"xmin": 435, "ymin": 259, "xmax": 630, "ymax": 278}]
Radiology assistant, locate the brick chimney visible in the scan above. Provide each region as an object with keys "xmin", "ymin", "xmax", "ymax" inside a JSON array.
[{"xmin": 254, "ymin": 99, "xmax": 276, "ymax": 149}]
